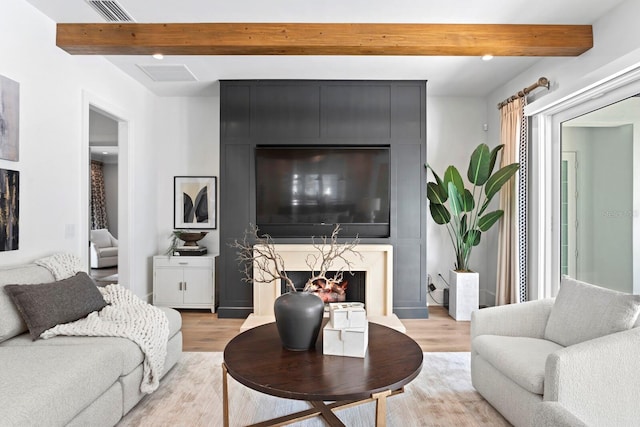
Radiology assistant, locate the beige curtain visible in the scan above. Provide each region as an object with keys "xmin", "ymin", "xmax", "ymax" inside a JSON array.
[
  {"xmin": 496, "ymin": 98, "xmax": 523, "ymax": 305},
  {"xmin": 90, "ymin": 160, "xmax": 109, "ymax": 230}
]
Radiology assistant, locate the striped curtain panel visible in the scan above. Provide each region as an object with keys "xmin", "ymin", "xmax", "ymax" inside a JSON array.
[
  {"xmin": 90, "ymin": 160, "xmax": 109, "ymax": 230},
  {"xmin": 496, "ymin": 98, "xmax": 527, "ymax": 305}
]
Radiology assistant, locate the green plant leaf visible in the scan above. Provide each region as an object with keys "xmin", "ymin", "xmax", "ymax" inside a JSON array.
[
  {"xmin": 478, "ymin": 210, "xmax": 504, "ymax": 231},
  {"xmin": 461, "ymin": 189, "xmax": 475, "ymax": 212},
  {"xmin": 467, "ymin": 144, "xmax": 491, "ymax": 185},
  {"xmin": 484, "ymin": 163, "xmax": 520, "ymax": 202},
  {"xmin": 478, "ymin": 198, "xmax": 491, "ymax": 216},
  {"xmin": 427, "ymin": 163, "xmax": 445, "ymax": 186},
  {"xmin": 461, "ymin": 214, "xmax": 468, "ymax": 236},
  {"xmin": 465, "ymin": 229, "xmax": 481, "ymax": 246},
  {"xmin": 426, "ymin": 164, "xmax": 448, "ymax": 202},
  {"xmin": 489, "ymin": 144, "xmax": 504, "ymax": 174},
  {"xmin": 443, "ymin": 166, "xmax": 465, "ymax": 198},
  {"xmin": 429, "ymin": 203, "xmax": 451, "ymax": 224},
  {"xmin": 427, "ymin": 182, "xmax": 448, "ymax": 204},
  {"xmin": 447, "ymin": 182, "xmax": 463, "ymax": 217},
  {"xmin": 471, "ymin": 231, "xmax": 481, "ymax": 246}
]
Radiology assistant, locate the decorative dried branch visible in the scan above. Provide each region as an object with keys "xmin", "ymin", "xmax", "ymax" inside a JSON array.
[
  {"xmin": 303, "ymin": 224, "xmax": 362, "ymax": 291},
  {"xmin": 231, "ymin": 223, "xmax": 362, "ymax": 295},
  {"xmin": 231, "ymin": 224, "xmax": 296, "ymax": 292}
]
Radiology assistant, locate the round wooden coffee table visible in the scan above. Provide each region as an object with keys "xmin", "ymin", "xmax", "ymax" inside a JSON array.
[{"xmin": 222, "ymin": 321, "xmax": 423, "ymax": 427}]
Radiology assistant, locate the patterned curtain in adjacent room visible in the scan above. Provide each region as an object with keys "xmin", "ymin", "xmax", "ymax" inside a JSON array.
[
  {"xmin": 90, "ymin": 160, "xmax": 109, "ymax": 230},
  {"xmin": 496, "ymin": 98, "xmax": 528, "ymax": 305}
]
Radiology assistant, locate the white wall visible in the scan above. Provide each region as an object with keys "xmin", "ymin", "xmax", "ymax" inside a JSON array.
[
  {"xmin": 153, "ymin": 89, "xmax": 483, "ymax": 310},
  {"xmin": 154, "ymin": 92, "xmax": 220, "ymax": 257},
  {"xmin": 426, "ymin": 96, "xmax": 496, "ymax": 306},
  {"xmin": 488, "ymin": 0, "xmax": 640, "ymax": 117},
  {"xmin": 485, "ymin": 0, "xmax": 640, "ymax": 300},
  {"xmin": 9, "ymin": 0, "xmax": 640, "ymax": 306},
  {"xmin": 0, "ymin": 0, "xmax": 163, "ymax": 299}
]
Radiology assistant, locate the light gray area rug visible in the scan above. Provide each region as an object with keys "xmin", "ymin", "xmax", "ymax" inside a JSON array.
[{"xmin": 118, "ymin": 352, "xmax": 510, "ymax": 427}]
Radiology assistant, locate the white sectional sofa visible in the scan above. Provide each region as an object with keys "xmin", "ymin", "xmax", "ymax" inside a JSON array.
[
  {"xmin": 0, "ymin": 262, "xmax": 183, "ymax": 426},
  {"xmin": 471, "ymin": 277, "xmax": 640, "ymax": 427}
]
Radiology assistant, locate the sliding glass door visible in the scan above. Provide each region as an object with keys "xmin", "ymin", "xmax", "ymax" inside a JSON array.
[{"xmin": 560, "ymin": 96, "xmax": 638, "ymax": 293}]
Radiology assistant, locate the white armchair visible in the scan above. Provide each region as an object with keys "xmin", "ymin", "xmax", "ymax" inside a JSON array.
[
  {"xmin": 471, "ymin": 277, "xmax": 640, "ymax": 427},
  {"xmin": 90, "ymin": 228, "xmax": 118, "ymax": 268}
]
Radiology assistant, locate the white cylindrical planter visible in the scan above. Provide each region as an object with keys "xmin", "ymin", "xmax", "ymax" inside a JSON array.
[{"xmin": 448, "ymin": 270, "xmax": 479, "ymax": 321}]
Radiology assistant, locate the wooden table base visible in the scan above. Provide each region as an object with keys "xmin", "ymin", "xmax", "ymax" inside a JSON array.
[{"xmin": 222, "ymin": 363, "xmax": 402, "ymax": 427}]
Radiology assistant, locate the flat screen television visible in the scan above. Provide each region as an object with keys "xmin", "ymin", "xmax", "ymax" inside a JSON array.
[{"xmin": 255, "ymin": 146, "xmax": 390, "ymax": 238}]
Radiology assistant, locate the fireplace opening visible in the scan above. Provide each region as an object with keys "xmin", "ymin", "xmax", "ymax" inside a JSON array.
[{"xmin": 281, "ymin": 271, "xmax": 366, "ymax": 304}]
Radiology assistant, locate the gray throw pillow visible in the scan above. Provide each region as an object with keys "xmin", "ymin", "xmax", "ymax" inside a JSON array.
[
  {"xmin": 4, "ymin": 272, "xmax": 108, "ymax": 340},
  {"xmin": 544, "ymin": 276, "xmax": 640, "ymax": 347},
  {"xmin": 0, "ymin": 264, "xmax": 56, "ymax": 343}
]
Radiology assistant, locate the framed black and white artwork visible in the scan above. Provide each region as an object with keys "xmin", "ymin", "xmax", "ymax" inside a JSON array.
[
  {"xmin": 0, "ymin": 75, "xmax": 19, "ymax": 162},
  {"xmin": 174, "ymin": 176, "xmax": 217, "ymax": 229}
]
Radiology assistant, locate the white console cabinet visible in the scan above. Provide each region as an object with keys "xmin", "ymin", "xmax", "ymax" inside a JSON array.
[{"xmin": 153, "ymin": 255, "xmax": 216, "ymax": 312}]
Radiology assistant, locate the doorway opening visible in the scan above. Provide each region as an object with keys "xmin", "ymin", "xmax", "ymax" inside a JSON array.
[
  {"xmin": 81, "ymin": 92, "xmax": 130, "ymax": 290},
  {"xmin": 89, "ymin": 108, "xmax": 119, "ymax": 285}
]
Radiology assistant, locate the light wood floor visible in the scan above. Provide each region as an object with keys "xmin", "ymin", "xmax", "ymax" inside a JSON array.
[
  {"xmin": 90, "ymin": 266, "xmax": 118, "ymax": 286},
  {"xmin": 180, "ymin": 306, "xmax": 470, "ymax": 352}
]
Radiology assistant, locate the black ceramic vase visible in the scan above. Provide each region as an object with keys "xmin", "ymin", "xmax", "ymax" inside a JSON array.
[{"xmin": 273, "ymin": 291, "xmax": 325, "ymax": 351}]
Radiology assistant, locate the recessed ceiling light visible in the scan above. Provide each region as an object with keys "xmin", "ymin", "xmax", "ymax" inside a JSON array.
[
  {"xmin": 102, "ymin": 151, "xmax": 109, "ymax": 155},
  {"xmin": 152, "ymin": 53, "xmax": 164, "ymax": 60},
  {"xmin": 482, "ymin": 54, "xmax": 494, "ymax": 61}
]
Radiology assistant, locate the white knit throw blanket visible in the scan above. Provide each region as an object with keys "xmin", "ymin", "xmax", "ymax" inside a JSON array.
[
  {"xmin": 41, "ymin": 284, "xmax": 170, "ymax": 394},
  {"xmin": 35, "ymin": 252, "xmax": 83, "ymax": 280}
]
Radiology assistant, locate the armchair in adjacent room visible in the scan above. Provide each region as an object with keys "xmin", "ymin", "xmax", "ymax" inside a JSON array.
[{"xmin": 90, "ymin": 228, "xmax": 118, "ymax": 268}]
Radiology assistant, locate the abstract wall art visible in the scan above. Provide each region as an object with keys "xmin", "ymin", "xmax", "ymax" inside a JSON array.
[
  {"xmin": 0, "ymin": 168, "xmax": 19, "ymax": 251},
  {"xmin": 0, "ymin": 75, "xmax": 19, "ymax": 162},
  {"xmin": 174, "ymin": 176, "xmax": 217, "ymax": 229}
]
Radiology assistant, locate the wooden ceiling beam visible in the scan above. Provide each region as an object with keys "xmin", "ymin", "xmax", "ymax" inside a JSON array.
[{"xmin": 56, "ymin": 23, "xmax": 592, "ymax": 57}]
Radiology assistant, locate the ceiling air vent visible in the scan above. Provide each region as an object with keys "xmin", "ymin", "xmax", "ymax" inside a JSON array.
[
  {"xmin": 85, "ymin": 0, "xmax": 135, "ymax": 22},
  {"xmin": 137, "ymin": 65, "xmax": 198, "ymax": 82}
]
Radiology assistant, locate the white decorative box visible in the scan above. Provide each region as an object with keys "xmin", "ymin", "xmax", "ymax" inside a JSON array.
[
  {"xmin": 323, "ymin": 321, "xmax": 369, "ymax": 358},
  {"xmin": 329, "ymin": 302, "xmax": 367, "ymax": 329}
]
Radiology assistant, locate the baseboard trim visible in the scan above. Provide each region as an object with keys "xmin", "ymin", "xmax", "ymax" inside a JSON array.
[
  {"xmin": 394, "ymin": 306, "xmax": 429, "ymax": 319},
  {"xmin": 217, "ymin": 307, "xmax": 253, "ymax": 319},
  {"xmin": 480, "ymin": 289, "xmax": 496, "ymax": 308}
]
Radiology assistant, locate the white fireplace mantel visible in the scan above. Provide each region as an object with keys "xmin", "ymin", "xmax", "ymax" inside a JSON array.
[{"xmin": 241, "ymin": 244, "xmax": 405, "ymax": 332}]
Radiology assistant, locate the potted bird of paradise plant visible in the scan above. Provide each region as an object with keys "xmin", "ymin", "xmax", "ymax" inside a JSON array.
[{"xmin": 426, "ymin": 143, "xmax": 519, "ymax": 320}]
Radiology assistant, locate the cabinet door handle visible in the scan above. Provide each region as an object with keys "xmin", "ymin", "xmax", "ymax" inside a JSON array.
[
  {"xmin": 184, "ymin": 282, "xmax": 187, "ymax": 291},
  {"xmin": 179, "ymin": 262, "xmax": 188, "ymax": 265},
  {"xmin": 179, "ymin": 282, "xmax": 183, "ymax": 291}
]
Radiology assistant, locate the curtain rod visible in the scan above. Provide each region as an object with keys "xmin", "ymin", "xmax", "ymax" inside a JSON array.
[{"xmin": 497, "ymin": 77, "xmax": 550, "ymax": 109}]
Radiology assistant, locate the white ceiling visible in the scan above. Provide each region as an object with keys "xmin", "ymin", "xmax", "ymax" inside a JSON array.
[{"xmin": 25, "ymin": 0, "xmax": 628, "ymax": 97}]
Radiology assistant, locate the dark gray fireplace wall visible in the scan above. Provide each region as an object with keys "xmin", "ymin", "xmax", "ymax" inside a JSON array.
[{"xmin": 219, "ymin": 80, "xmax": 428, "ymax": 319}]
